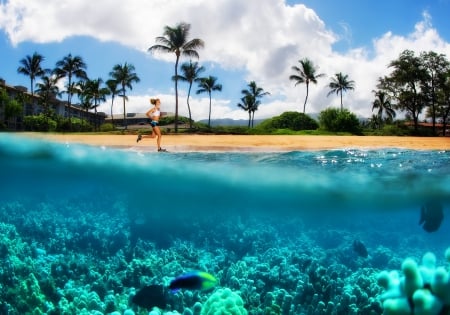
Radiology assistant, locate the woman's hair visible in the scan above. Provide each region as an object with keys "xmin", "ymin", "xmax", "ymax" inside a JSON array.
[{"xmin": 150, "ymin": 98, "xmax": 160, "ymax": 105}]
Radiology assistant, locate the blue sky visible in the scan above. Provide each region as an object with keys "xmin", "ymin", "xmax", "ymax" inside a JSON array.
[{"xmin": 1, "ymin": 0, "xmax": 450, "ymax": 120}]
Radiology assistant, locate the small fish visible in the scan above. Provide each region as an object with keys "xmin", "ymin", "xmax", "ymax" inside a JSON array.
[
  {"xmin": 131, "ymin": 284, "xmax": 167, "ymax": 310},
  {"xmin": 169, "ymin": 271, "xmax": 217, "ymax": 293},
  {"xmin": 419, "ymin": 202, "xmax": 444, "ymax": 232},
  {"xmin": 352, "ymin": 240, "xmax": 368, "ymax": 258}
]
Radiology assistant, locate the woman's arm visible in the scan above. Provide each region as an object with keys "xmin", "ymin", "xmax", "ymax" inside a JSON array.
[{"xmin": 146, "ymin": 108, "xmax": 154, "ymax": 118}]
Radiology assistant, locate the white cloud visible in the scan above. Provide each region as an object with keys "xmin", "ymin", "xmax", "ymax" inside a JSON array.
[{"xmin": 2, "ymin": 1, "xmax": 450, "ymax": 119}]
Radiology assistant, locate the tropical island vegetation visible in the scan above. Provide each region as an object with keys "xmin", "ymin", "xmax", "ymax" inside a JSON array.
[{"xmin": 1, "ymin": 22, "xmax": 449, "ymax": 137}]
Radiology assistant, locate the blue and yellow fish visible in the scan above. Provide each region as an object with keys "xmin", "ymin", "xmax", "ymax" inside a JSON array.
[{"xmin": 169, "ymin": 271, "xmax": 217, "ymax": 293}]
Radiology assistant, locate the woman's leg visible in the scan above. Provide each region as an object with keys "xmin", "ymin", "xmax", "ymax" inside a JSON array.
[{"xmin": 154, "ymin": 126, "xmax": 162, "ymax": 149}]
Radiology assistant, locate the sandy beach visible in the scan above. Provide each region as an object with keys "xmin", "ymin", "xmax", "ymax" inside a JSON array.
[{"xmin": 15, "ymin": 133, "xmax": 450, "ymax": 151}]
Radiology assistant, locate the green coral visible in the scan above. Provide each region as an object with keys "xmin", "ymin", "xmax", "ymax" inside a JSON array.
[{"xmin": 200, "ymin": 288, "xmax": 247, "ymax": 315}]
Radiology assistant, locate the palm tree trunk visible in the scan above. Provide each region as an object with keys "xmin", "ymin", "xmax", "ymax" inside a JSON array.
[
  {"xmin": 174, "ymin": 55, "xmax": 180, "ymax": 133},
  {"xmin": 248, "ymin": 111, "xmax": 251, "ymax": 128},
  {"xmin": 187, "ymin": 84, "xmax": 193, "ymax": 129},
  {"xmin": 122, "ymin": 87, "xmax": 127, "ymax": 129},
  {"xmin": 208, "ymin": 93, "xmax": 212, "ymax": 128},
  {"xmin": 303, "ymin": 83, "xmax": 309, "ymax": 114},
  {"xmin": 110, "ymin": 97, "xmax": 114, "ymax": 126},
  {"xmin": 340, "ymin": 91, "xmax": 343, "ymax": 111}
]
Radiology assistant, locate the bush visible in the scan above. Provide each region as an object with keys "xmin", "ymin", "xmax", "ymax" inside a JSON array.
[
  {"xmin": 23, "ymin": 114, "xmax": 57, "ymax": 131},
  {"xmin": 255, "ymin": 111, "xmax": 318, "ymax": 133},
  {"xmin": 56, "ymin": 117, "xmax": 93, "ymax": 132},
  {"xmin": 319, "ymin": 108, "xmax": 362, "ymax": 134},
  {"xmin": 100, "ymin": 123, "xmax": 115, "ymax": 132}
]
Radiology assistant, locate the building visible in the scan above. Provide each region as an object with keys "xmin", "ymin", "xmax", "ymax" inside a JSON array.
[{"xmin": 0, "ymin": 78, "xmax": 105, "ymax": 130}]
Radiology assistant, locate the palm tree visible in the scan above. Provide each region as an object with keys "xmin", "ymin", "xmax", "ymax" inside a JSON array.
[
  {"xmin": 372, "ymin": 90, "xmax": 396, "ymax": 127},
  {"xmin": 327, "ymin": 72, "xmax": 355, "ymax": 111},
  {"xmin": 241, "ymin": 81, "xmax": 270, "ymax": 127},
  {"xmin": 109, "ymin": 62, "xmax": 140, "ymax": 129},
  {"xmin": 177, "ymin": 60, "xmax": 205, "ymax": 129},
  {"xmin": 237, "ymin": 94, "xmax": 254, "ymax": 128},
  {"xmin": 196, "ymin": 76, "xmax": 222, "ymax": 128},
  {"xmin": 289, "ymin": 58, "xmax": 324, "ymax": 114},
  {"xmin": 148, "ymin": 22, "xmax": 204, "ymax": 132},
  {"xmin": 85, "ymin": 78, "xmax": 109, "ymax": 130},
  {"xmin": 106, "ymin": 79, "xmax": 119, "ymax": 126},
  {"xmin": 53, "ymin": 54, "xmax": 88, "ymax": 123},
  {"xmin": 35, "ymin": 75, "xmax": 59, "ymax": 119},
  {"xmin": 17, "ymin": 52, "xmax": 47, "ymax": 114}
]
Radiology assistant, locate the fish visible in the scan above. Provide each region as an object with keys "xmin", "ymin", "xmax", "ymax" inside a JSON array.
[
  {"xmin": 419, "ymin": 202, "xmax": 444, "ymax": 232},
  {"xmin": 352, "ymin": 240, "xmax": 368, "ymax": 258},
  {"xmin": 169, "ymin": 271, "xmax": 217, "ymax": 293},
  {"xmin": 131, "ymin": 284, "xmax": 167, "ymax": 310}
]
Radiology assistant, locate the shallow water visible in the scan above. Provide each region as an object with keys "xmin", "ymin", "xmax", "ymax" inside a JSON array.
[{"xmin": 1, "ymin": 133, "xmax": 449, "ymax": 313}]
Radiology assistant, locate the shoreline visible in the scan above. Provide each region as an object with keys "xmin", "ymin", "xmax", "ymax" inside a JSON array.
[{"xmin": 14, "ymin": 133, "xmax": 450, "ymax": 151}]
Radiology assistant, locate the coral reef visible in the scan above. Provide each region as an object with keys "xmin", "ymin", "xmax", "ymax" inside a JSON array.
[
  {"xmin": 377, "ymin": 248, "xmax": 450, "ymax": 314},
  {"xmin": 0, "ymin": 199, "xmax": 448, "ymax": 314}
]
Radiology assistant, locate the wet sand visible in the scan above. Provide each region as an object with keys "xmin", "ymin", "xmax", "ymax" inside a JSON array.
[{"xmin": 16, "ymin": 133, "xmax": 450, "ymax": 151}]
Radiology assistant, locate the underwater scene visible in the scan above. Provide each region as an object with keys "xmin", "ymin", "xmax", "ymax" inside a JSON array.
[{"xmin": 1, "ymin": 133, "xmax": 450, "ymax": 315}]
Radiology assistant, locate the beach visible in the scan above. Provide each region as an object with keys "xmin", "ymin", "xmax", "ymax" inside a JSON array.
[{"xmin": 15, "ymin": 133, "xmax": 450, "ymax": 151}]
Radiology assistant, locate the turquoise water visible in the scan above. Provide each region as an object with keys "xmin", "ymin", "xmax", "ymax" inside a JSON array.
[{"xmin": 1, "ymin": 133, "xmax": 449, "ymax": 314}]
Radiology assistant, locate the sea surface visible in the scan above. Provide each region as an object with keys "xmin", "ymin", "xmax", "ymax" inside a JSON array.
[{"xmin": 0, "ymin": 133, "xmax": 449, "ymax": 314}]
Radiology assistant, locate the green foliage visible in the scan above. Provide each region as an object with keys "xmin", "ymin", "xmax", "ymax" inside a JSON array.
[
  {"xmin": 5, "ymin": 99, "xmax": 23, "ymax": 119},
  {"xmin": 319, "ymin": 107, "xmax": 362, "ymax": 134},
  {"xmin": 23, "ymin": 114, "xmax": 57, "ymax": 131},
  {"xmin": 99, "ymin": 123, "xmax": 115, "ymax": 132},
  {"xmin": 56, "ymin": 117, "xmax": 93, "ymax": 132},
  {"xmin": 255, "ymin": 111, "xmax": 318, "ymax": 133},
  {"xmin": 159, "ymin": 115, "xmax": 191, "ymax": 126}
]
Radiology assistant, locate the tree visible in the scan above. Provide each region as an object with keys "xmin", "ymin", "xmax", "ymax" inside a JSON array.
[
  {"xmin": 17, "ymin": 52, "xmax": 47, "ymax": 114},
  {"xmin": 289, "ymin": 58, "xmax": 324, "ymax": 113},
  {"xmin": 327, "ymin": 72, "xmax": 355, "ymax": 111},
  {"xmin": 148, "ymin": 22, "xmax": 204, "ymax": 132},
  {"xmin": 381, "ymin": 50, "xmax": 428, "ymax": 132},
  {"xmin": 82, "ymin": 78, "xmax": 109, "ymax": 130},
  {"xmin": 53, "ymin": 54, "xmax": 88, "ymax": 125},
  {"xmin": 240, "ymin": 81, "xmax": 270, "ymax": 127},
  {"xmin": 372, "ymin": 90, "xmax": 396, "ymax": 128},
  {"xmin": 420, "ymin": 51, "xmax": 450, "ymax": 134},
  {"xmin": 196, "ymin": 76, "xmax": 222, "ymax": 128},
  {"xmin": 237, "ymin": 94, "xmax": 254, "ymax": 128},
  {"xmin": 319, "ymin": 107, "xmax": 361, "ymax": 134},
  {"xmin": 436, "ymin": 71, "xmax": 450, "ymax": 136},
  {"xmin": 35, "ymin": 75, "xmax": 60, "ymax": 121},
  {"xmin": 177, "ymin": 60, "xmax": 205, "ymax": 129},
  {"xmin": 109, "ymin": 62, "xmax": 140, "ymax": 129},
  {"xmin": 106, "ymin": 79, "xmax": 119, "ymax": 126}
]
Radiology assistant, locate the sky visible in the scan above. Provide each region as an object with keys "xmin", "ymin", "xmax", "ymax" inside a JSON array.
[{"xmin": 1, "ymin": 0, "xmax": 450, "ymax": 121}]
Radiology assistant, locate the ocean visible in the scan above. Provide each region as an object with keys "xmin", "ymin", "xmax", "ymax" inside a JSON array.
[{"xmin": 0, "ymin": 134, "xmax": 449, "ymax": 315}]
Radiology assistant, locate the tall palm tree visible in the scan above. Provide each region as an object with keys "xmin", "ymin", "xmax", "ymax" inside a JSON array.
[
  {"xmin": 237, "ymin": 94, "xmax": 254, "ymax": 128},
  {"xmin": 106, "ymin": 79, "xmax": 119, "ymax": 126},
  {"xmin": 177, "ymin": 60, "xmax": 205, "ymax": 129},
  {"xmin": 17, "ymin": 52, "xmax": 47, "ymax": 114},
  {"xmin": 148, "ymin": 22, "xmax": 204, "ymax": 132},
  {"xmin": 109, "ymin": 62, "xmax": 140, "ymax": 129},
  {"xmin": 53, "ymin": 54, "xmax": 88, "ymax": 123},
  {"xmin": 289, "ymin": 58, "xmax": 324, "ymax": 114},
  {"xmin": 372, "ymin": 90, "xmax": 396, "ymax": 127},
  {"xmin": 196, "ymin": 76, "xmax": 222, "ymax": 128},
  {"xmin": 241, "ymin": 81, "xmax": 270, "ymax": 127},
  {"xmin": 327, "ymin": 72, "xmax": 355, "ymax": 111}
]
